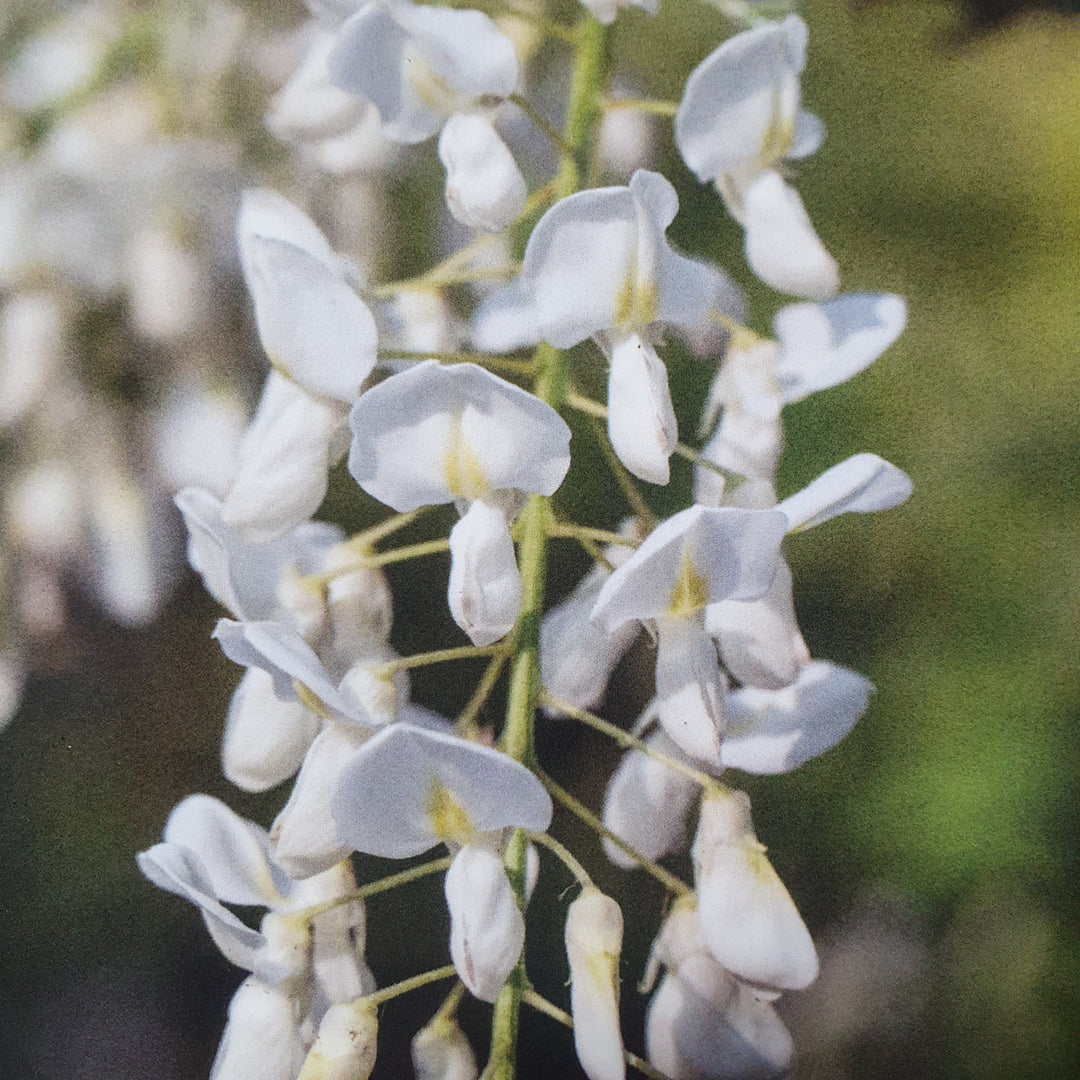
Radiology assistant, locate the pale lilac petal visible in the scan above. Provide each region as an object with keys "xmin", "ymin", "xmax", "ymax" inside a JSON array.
[
  {"xmin": 332, "ymin": 723, "xmax": 552, "ymax": 858},
  {"xmin": 448, "ymin": 501, "xmax": 522, "ymax": 646},
  {"xmin": 773, "ymin": 293, "xmax": 907, "ymax": 403},
  {"xmin": 721, "ymin": 661, "xmax": 874, "ymax": 774},
  {"xmin": 776, "ymin": 453, "xmax": 912, "ymax": 531},
  {"xmin": 439, "ymin": 115, "xmax": 526, "ymax": 232},
  {"xmin": 741, "ymin": 171, "xmax": 838, "ymax": 300},
  {"xmin": 445, "ymin": 844, "xmax": 525, "ymax": 1002},
  {"xmin": 606, "ymin": 333, "xmax": 677, "ymax": 485}
]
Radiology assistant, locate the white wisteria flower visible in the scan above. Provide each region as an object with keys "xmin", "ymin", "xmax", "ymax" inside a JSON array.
[
  {"xmin": 326, "ymin": 0, "xmax": 525, "ymax": 228},
  {"xmin": 521, "ymin": 169, "xmax": 738, "ymax": 483},
  {"xmin": 591, "ymin": 505, "xmax": 787, "ymax": 765},
  {"xmin": 675, "ymin": 15, "xmax": 838, "ymax": 299},
  {"xmin": 348, "ymin": 361, "xmax": 570, "ymax": 644},
  {"xmin": 412, "ymin": 1013, "xmax": 479, "ymax": 1080},
  {"xmin": 692, "ymin": 788, "xmax": 819, "ymax": 994},
  {"xmin": 644, "ymin": 904, "xmax": 794, "ymax": 1080}
]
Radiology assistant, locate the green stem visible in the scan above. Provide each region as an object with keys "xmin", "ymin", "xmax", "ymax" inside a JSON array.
[
  {"xmin": 602, "ymin": 96, "xmax": 679, "ymax": 117},
  {"xmin": 363, "ymin": 965, "xmax": 458, "ymax": 1009},
  {"xmin": 483, "ymin": 16, "xmax": 611, "ymax": 1080},
  {"xmin": 300, "ymin": 856, "xmax": 452, "ymax": 919},
  {"xmin": 526, "ymin": 828, "xmax": 593, "ymax": 888},
  {"xmin": 376, "ymin": 643, "xmax": 506, "ymax": 677}
]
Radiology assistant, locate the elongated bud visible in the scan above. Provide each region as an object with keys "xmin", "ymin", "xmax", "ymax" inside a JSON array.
[
  {"xmin": 297, "ymin": 999, "xmax": 378, "ymax": 1080},
  {"xmin": 566, "ymin": 889, "xmax": 626, "ymax": 1080},
  {"xmin": 411, "ymin": 1015, "xmax": 479, "ymax": 1080},
  {"xmin": 692, "ymin": 788, "xmax": 818, "ymax": 993}
]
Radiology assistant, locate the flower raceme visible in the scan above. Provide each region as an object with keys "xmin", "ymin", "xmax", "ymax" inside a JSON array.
[{"xmin": 129, "ymin": 5, "xmax": 917, "ymax": 1080}]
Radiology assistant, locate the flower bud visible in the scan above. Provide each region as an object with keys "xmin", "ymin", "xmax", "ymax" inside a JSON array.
[
  {"xmin": 565, "ymin": 888, "xmax": 626, "ymax": 1080},
  {"xmin": 411, "ymin": 1015, "xmax": 479, "ymax": 1080},
  {"xmin": 297, "ymin": 998, "xmax": 378, "ymax": 1080}
]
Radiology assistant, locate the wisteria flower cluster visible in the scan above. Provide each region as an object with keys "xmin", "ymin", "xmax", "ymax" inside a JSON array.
[{"xmin": 132, "ymin": 1, "xmax": 912, "ymax": 1077}]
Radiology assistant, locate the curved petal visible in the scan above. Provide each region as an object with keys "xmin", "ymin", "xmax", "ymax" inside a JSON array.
[
  {"xmin": 721, "ymin": 661, "xmax": 874, "ymax": 774},
  {"xmin": 439, "ymin": 115, "xmax": 526, "ymax": 232},
  {"xmin": 163, "ymin": 794, "xmax": 296, "ymax": 908},
  {"xmin": 741, "ymin": 171, "xmax": 838, "ymax": 300},
  {"xmin": 675, "ymin": 15, "xmax": 808, "ymax": 182},
  {"xmin": 448, "ymin": 501, "xmax": 522, "ymax": 646},
  {"xmin": 223, "ymin": 667, "xmax": 321, "ymax": 793},
  {"xmin": 332, "ymin": 723, "xmax": 552, "ymax": 858},
  {"xmin": 654, "ymin": 617, "xmax": 725, "ymax": 766},
  {"xmin": 445, "ymin": 843, "xmax": 524, "ymax": 1002},
  {"xmin": 776, "ymin": 453, "xmax": 912, "ymax": 531},
  {"xmin": 348, "ymin": 361, "xmax": 570, "ymax": 510},
  {"xmin": 692, "ymin": 790, "xmax": 819, "ymax": 992},
  {"xmin": 602, "ymin": 729, "xmax": 699, "ymax": 869},
  {"xmin": 210, "ymin": 978, "xmax": 306, "ymax": 1080},
  {"xmin": 606, "ymin": 333, "xmax": 677, "ymax": 485},
  {"xmin": 773, "ymin": 293, "xmax": 907, "ymax": 403}
]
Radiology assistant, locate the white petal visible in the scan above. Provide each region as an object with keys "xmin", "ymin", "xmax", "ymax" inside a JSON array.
[
  {"xmin": 445, "ymin": 844, "xmax": 524, "ymax": 1002},
  {"xmin": 137, "ymin": 844, "xmax": 265, "ymax": 973},
  {"xmin": 298, "ymin": 999, "xmax": 379, "ymax": 1080},
  {"xmin": 773, "ymin": 293, "xmax": 907, "ymax": 403},
  {"xmin": 210, "ymin": 978, "xmax": 306, "ymax": 1080},
  {"xmin": 706, "ymin": 559, "xmax": 809, "ymax": 690},
  {"xmin": 776, "ymin": 453, "xmax": 913, "ymax": 531},
  {"xmin": 223, "ymin": 373, "xmax": 346, "ymax": 543},
  {"xmin": 448, "ymin": 501, "xmax": 522, "ymax": 646},
  {"xmin": 328, "ymin": 3, "xmax": 518, "ymax": 143},
  {"xmin": 272, "ymin": 724, "xmax": 370, "ymax": 879},
  {"xmin": 692, "ymin": 790, "xmax": 819, "ymax": 992},
  {"xmin": 606, "ymin": 333, "xmax": 677, "ymax": 485},
  {"xmin": 591, "ymin": 506, "xmax": 787, "ymax": 631},
  {"xmin": 238, "ymin": 188, "xmax": 337, "ymax": 266},
  {"xmin": 469, "ymin": 279, "xmax": 540, "ymax": 353},
  {"xmin": 645, "ymin": 960, "xmax": 793, "ymax": 1080},
  {"xmin": 541, "ymin": 564, "xmax": 639, "ymax": 712},
  {"xmin": 654, "ymin": 617, "xmax": 725, "ymax": 766},
  {"xmin": 566, "ymin": 889, "xmax": 626, "ymax": 1080},
  {"xmin": 332, "ymin": 723, "xmax": 552, "ymax": 858},
  {"xmin": 311, "ymin": 894, "xmax": 377, "ymax": 1007},
  {"xmin": 412, "ymin": 1015, "xmax": 479, "ymax": 1080},
  {"xmin": 163, "ymin": 794, "xmax": 295, "ymax": 908},
  {"xmin": 721, "ymin": 661, "xmax": 874, "ymax": 774},
  {"xmin": 602, "ymin": 730, "xmax": 699, "ymax": 869},
  {"xmin": 213, "ymin": 618, "xmax": 367, "ymax": 724},
  {"xmin": 176, "ymin": 486, "xmax": 342, "ymax": 622},
  {"xmin": 675, "ymin": 16, "xmax": 808, "ymax": 182},
  {"xmin": 439, "ymin": 115, "xmax": 526, "ymax": 232},
  {"xmin": 348, "ymin": 361, "xmax": 570, "ymax": 510},
  {"xmin": 741, "ymin": 171, "xmax": 838, "ymax": 300},
  {"xmin": 243, "ymin": 235, "xmax": 377, "ymax": 402},
  {"xmin": 0, "ymin": 292, "xmax": 64, "ymax": 429}
]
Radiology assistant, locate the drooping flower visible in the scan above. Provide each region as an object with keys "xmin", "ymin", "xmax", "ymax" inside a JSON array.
[
  {"xmin": 675, "ymin": 16, "xmax": 838, "ymax": 298},
  {"xmin": 591, "ymin": 505, "xmax": 787, "ymax": 765},
  {"xmin": 521, "ymin": 170, "xmax": 738, "ymax": 483},
  {"xmin": 348, "ymin": 361, "xmax": 570, "ymax": 643}
]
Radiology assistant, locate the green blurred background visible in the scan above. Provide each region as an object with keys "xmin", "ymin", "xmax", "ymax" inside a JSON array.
[{"xmin": 1, "ymin": 1, "xmax": 1078, "ymax": 1077}]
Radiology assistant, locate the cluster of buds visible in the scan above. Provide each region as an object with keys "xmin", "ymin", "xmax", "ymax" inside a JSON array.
[{"xmin": 129, "ymin": 2, "xmax": 913, "ymax": 1078}]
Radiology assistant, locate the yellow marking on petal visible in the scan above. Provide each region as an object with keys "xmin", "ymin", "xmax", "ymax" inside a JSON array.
[
  {"xmin": 757, "ymin": 86, "xmax": 796, "ymax": 170},
  {"xmin": 613, "ymin": 273, "xmax": 658, "ymax": 331},
  {"xmin": 403, "ymin": 43, "xmax": 464, "ymax": 114},
  {"xmin": 443, "ymin": 414, "xmax": 492, "ymax": 502},
  {"xmin": 294, "ymin": 679, "xmax": 330, "ymax": 719},
  {"xmin": 426, "ymin": 780, "xmax": 477, "ymax": 846},
  {"xmin": 667, "ymin": 550, "xmax": 709, "ymax": 618}
]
